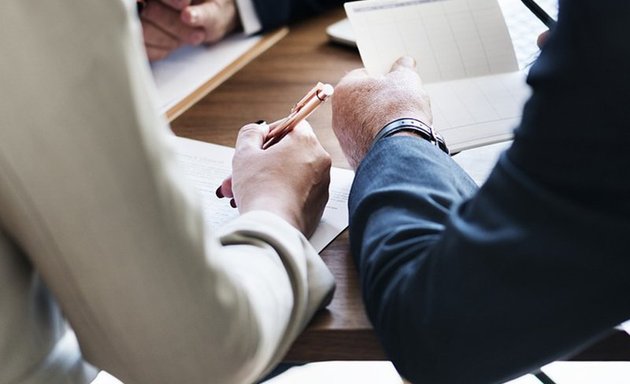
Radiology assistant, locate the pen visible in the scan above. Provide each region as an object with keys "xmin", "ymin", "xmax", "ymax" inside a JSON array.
[
  {"xmin": 262, "ymin": 82, "xmax": 334, "ymax": 149},
  {"xmin": 215, "ymin": 82, "xmax": 334, "ymax": 207},
  {"xmin": 520, "ymin": 0, "xmax": 556, "ymax": 28}
]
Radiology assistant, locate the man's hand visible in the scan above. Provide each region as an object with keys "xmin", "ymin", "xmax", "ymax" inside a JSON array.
[
  {"xmin": 224, "ymin": 121, "xmax": 331, "ymax": 237},
  {"xmin": 141, "ymin": 0, "xmax": 240, "ymax": 62},
  {"xmin": 332, "ymin": 56, "xmax": 433, "ymax": 169}
]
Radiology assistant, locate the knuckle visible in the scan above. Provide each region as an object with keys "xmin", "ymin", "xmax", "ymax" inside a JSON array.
[
  {"xmin": 238, "ymin": 123, "xmax": 258, "ymax": 135},
  {"xmin": 238, "ymin": 123, "xmax": 265, "ymax": 140},
  {"xmin": 204, "ymin": 25, "xmax": 226, "ymax": 43},
  {"xmin": 336, "ymin": 76, "xmax": 356, "ymax": 92},
  {"xmin": 320, "ymin": 152, "xmax": 332, "ymax": 169}
]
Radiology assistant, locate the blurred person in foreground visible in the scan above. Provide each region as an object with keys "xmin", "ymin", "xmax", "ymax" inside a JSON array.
[{"xmin": 0, "ymin": 1, "xmax": 334, "ymax": 383}]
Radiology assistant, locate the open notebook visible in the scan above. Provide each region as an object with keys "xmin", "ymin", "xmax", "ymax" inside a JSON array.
[
  {"xmin": 345, "ymin": 0, "xmax": 541, "ymax": 152},
  {"xmin": 171, "ymin": 136, "xmax": 354, "ymax": 253}
]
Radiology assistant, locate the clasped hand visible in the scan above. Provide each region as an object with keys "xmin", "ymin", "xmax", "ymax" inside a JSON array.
[{"xmin": 140, "ymin": 0, "xmax": 239, "ymax": 61}]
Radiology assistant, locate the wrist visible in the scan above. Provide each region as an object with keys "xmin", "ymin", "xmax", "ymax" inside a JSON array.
[
  {"xmin": 372, "ymin": 117, "xmax": 449, "ymax": 154},
  {"xmin": 367, "ymin": 111, "xmax": 432, "ymax": 141},
  {"xmin": 239, "ymin": 197, "xmax": 304, "ymax": 233}
]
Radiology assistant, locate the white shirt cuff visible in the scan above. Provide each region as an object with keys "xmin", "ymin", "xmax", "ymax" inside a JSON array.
[{"xmin": 234, "ymin": 0, "xmax": 262, "ymax": 35}]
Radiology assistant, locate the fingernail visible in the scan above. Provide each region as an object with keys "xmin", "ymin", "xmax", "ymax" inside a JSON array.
[
  {"xmin": 215, "ymin": 186, "xmax": 224, "ymax": 198},
  {"xmin": 229, "ymin": 199, "xmax": 237, "ymax": 208}
]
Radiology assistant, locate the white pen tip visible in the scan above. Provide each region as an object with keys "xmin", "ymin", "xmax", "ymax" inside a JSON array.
[{"xmin": 317, "ymin": 84, "xmax": 334, "ymax": 100}]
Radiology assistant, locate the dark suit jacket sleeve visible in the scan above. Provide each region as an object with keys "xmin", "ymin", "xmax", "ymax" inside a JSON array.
[
  {"xmin": 251, "ymin": 0, "xmax": 343, "ymax": 30},
  {"xmin": 349, "ymin": 1, "xmax": 630, "ymax": 383}
]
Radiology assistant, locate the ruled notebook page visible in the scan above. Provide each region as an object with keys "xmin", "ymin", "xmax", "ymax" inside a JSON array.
[{"xmin": 345, "ymin": 0, "xmax": 518, "ymax": 81}]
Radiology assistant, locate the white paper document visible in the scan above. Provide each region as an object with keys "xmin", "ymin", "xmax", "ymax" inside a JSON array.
[
  {"xmin": 503, "ymin": 374, "xmax": 543, "ymax": 384},
  {"xmin": 330, "ymin": 0, "xmax": 557, "ymax": 70},
  {"xmin": 617, "ymin": 319, "xmax": 630, "ymax": 336},
  {"xmin": 499, "ymin": 0, "xmax": 558, "ymax": 68},
  {"xmin": 171, "ymin": 136, "xmax": 354, "ymax": 253},
  {"xmin": 452, "ymin": 140, "xmax": 511, "ymax": 185},
  {"xmin": 425, "ymin": 71, "xmax": 528, "ymax": 152},
  {"xmin": 263, "ymin": 361, "xmax": 403, "ymax": 384},
  {"xmin": 151, "ymin": 33, "xmax": 262, "ymax": 114},
  {"xmin": 93, "ymin": 367, "xmax": 543, "ymax": 384},
  {"xmin": 542, "ymin": 362, "xmax": 630, "ymax": 384},
  {"xmin": 345, "ymin": 0, "xmax": 518, "ymax": 80},
  {"xmin": 345, "ymin": 0, "xmax": 531, "ymax": 152}
]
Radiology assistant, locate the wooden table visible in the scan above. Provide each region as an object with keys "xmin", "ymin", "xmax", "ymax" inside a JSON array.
[{"xmin": 171, "ymin": 7, "xmax": 630, "ymax": 363}]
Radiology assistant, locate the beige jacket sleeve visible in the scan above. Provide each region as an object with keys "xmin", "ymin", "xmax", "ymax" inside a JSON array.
[{"xmin": 0, "ymin": 1, "xmax": 334, "ymax": 383}]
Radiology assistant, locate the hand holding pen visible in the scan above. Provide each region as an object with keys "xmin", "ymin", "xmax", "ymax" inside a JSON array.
[
  {"xmin": 216, "ymin": 82, "xmax": 333, "ymax": 206},
  {"xmin": 217, "ymin": 122, "xmax": 332, "ymax": 236},
  {"xmin": 214, "ymin": 83, "xmax": 334, "ymax": 234}
]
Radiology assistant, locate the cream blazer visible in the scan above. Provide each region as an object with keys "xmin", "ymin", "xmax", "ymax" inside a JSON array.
[{"xmin": 0, "ymin": 1, "xmax": 334, "ymax": 383}]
